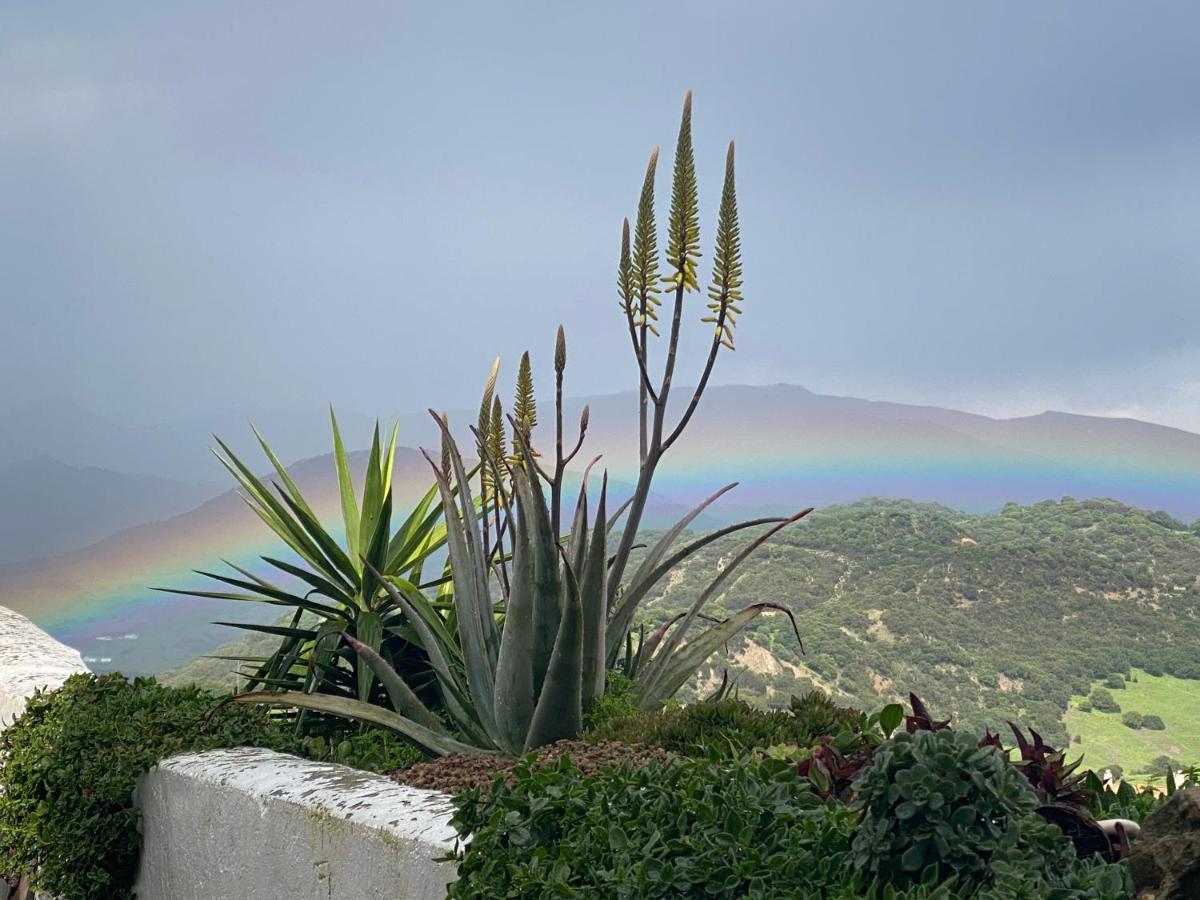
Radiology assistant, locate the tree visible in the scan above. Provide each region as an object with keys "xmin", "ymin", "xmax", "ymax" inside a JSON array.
[
  {"xmin": 1121, "ymin": 710, "xmax": 1143, "ymax": 729},
  {"xmin": 1088, "ymin": 688, "xmax": 1120, "ymax": 713}
]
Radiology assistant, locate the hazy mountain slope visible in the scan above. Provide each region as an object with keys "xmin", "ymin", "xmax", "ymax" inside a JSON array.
[
  {"xmin": 9, "ymin": 384, "xmax": 1200, "ymax": 517},
  {"xmin": 0, "ymin": 456, "xmax": 212, "ymax": 565},
  {"xmin": 0, "ymin": 397, "xmax": 377, "ymax": 482}
]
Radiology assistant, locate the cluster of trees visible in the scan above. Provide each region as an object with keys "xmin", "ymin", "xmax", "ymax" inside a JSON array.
[
  {"xmin": 638, "ymin": 497, "xmax": 1200, "ymax": 745},
  {"xmin": 1121, "ymin": 711, "xmax": 1165, "ymax": 730}
]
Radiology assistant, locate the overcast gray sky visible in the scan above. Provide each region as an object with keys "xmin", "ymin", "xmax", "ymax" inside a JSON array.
[{"xmin": 4, "ymin": 2, "xmax": 1198, "ymax": 433}]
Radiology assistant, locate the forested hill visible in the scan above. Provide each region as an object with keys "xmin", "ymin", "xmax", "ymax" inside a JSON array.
[
  {"xmin": 167, "ymin": 496, "xmax": 1200, "ymax": 763},
  {"xmin": 657, "ymin": 497, "xmax": 1200, "ymax": 747}
]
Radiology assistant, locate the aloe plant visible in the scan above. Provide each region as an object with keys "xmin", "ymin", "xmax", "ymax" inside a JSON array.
[
  {"xmin": 235, "ymin": 94, "xmax": 812, "ymax": 755},
  {"xmin": 159, "ymin": 412, "xmax": 453, "ymax": 709}
]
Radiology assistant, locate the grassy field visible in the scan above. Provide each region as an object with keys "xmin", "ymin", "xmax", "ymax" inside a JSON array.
[{"xmin": 1065, "ymin": 669, "xmax": 1200, "ymax": 778}]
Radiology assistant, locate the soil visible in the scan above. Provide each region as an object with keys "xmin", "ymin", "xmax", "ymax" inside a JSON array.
[{"xmin": 388, "ymin": 739, "xmax": 670, "ymax": 794}]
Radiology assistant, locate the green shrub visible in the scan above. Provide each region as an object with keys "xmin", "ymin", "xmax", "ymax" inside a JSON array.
[
  {"xmin": 314, "ymin": 728, "xmax": 427, "ymax": 773},
  {"xmin": 789, "ymin": 690, "xmax": 863, "ymax": 738},
  {"xmin": 1077, "ymin": 699, "xmax": 1093, "ymax": 712},
  {"xmin": 584, "ymin": 693, "xmax": 859, "ymax": 758},
  {"xmin": 448, "ymin": 754, "xmax": 857, "ymax": 898},
  {"xmin": 0, "ymin": 673, "xmax": 309, "ymax": 900},
  {"xmin": 448, "ymin": 745, "xmax": 1130, "ymax": 899},
  {"xmin": 1088, "ymin": 688, "xmax": 1120, "ymax": 714},
  {"xmin": 1104, "ymin": 673, "xmax": 1125, "ymax": 690},
  {"xmin": 1121, "ymin": 710, "xmax": 1144, "ymax": 729},
  {"xmin": 581, "ymin": 671, "xmax": 641, "ymax": 731},
  {"xmin": 849, "ymin": 729, "xmax": 1128, "ymax": 897},
  {"xmin": 1141, "ymin": 714, "xmax": 1165, "ymax": 731}
]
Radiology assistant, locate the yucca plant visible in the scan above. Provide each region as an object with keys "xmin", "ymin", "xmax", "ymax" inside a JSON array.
[
  {"xmin": 160, "ymin": 412, "xmax": 453, "ymax": 709},
  {"xmin": 234, "ymin": 93, "xmax": 812, "ymax": 756}
]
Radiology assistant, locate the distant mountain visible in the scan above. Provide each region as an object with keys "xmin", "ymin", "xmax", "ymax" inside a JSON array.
[
  {"xmin": 0, "ymin": 397, "xmax": 377, "ymax": 483},
  {"xmin": 0, "ymin": 456, "xmax": 212, "ymax": 565},
  {"xmin": 555, "ymin": 385, "xmax": 1200, "ymax": 522},
  {"xmin": 9, "ymin": 385, "xmax": 1200, "ymax": 520}
]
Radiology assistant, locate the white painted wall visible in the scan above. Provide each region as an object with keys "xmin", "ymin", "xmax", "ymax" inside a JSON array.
[
  {"xmin": 135, "ymin": 748, "xmax": 459, "ymax": 900},
  {"xmin": 0, "ymin": 604, "xmax": 88, "ymax": 730}
]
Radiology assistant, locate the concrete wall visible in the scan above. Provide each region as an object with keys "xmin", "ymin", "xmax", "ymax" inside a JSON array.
[
  {"xmin": 135, "ymin": 747, "xmax": 459, "ymax": 900},
  {"xmin": 0, "ymin": 604, "xmax": 88, "ymax": 730}
]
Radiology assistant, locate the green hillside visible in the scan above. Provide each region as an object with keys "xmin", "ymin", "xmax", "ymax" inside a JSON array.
[
  {"xmin": 1064, "ymin": 669, "xmax": 1200, "ymax": 779},
  {"xmin": 167, "ymin": 496, "xmax": 1200, "ymax": 772},
  {"xmin": 649, "ymin": 497, "xmax": 1200, "ymax": 761}
]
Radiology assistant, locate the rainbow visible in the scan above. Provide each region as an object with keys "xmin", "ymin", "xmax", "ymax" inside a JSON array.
[{"xmin": 3, "ymin": 386, "xmax": 1198, "ymax": 674}]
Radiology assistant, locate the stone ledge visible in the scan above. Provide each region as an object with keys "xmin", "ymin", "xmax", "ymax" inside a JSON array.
[
  {"xmin": 135, "ymin": 747, "xmax": 459, "ymax": 900},
  {"xmin": 0, "ymin": 605, "xmax": 88, "ymax": 731}
]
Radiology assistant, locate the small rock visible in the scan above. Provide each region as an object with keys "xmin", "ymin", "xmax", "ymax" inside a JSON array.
[{"xmin": 1129, "ymin": 788, "xmax": 1200, "ymax": 900}]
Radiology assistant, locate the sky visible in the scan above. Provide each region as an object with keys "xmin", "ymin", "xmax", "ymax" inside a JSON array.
[{"xmin": 3, "ymin": 2, "xmax": 1199, "ymax": 434}]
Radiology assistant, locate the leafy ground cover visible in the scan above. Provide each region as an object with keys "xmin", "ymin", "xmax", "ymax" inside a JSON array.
[
  {"xmin": 441, "ymin": 691, "xmax": 1137, "ymax": 898},
  {"xmin": 0, "ymin": 673, "xmax": 424, "ymax": 900},
  {"xmin": 1065, "ymin": 669, "xmax": 1200, "ymax": 778}
]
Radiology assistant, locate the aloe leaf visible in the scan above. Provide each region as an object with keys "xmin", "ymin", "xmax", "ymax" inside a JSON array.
[
  {"xmin": 382, "ymin": 420, "xmax": 399, "ymax": 491},
  {"xmin": 421, "ymin": 441, "xmax": 498, "ymax": 740},
  {"xmin": 330, "ymin": 408, "xmax": 362, "ymax": 566},
  {"xmin": 305, "ymin": 619, "xmax": 347, "ymax": 694},
  {"xmin": 387, "ymin": 483, "xmax": 440, "ymax": 565},
  {"xmin": 250, "ymin": 423, "xmax": 317, "ymax": 519},
  {"xmin": 236, "ymin": 496, "xmax": 336, "ymax": 583},
  {"xmin": 273, "ymin": 485, "xmax": 361, "ymax": 587},
  {"xmin": 260, "ymin": 557, "xmax": 355, "ymax": 606},
  {"xmin": 155, "ymin": 585, "xmax": 342, "ymax": 620},
  {"xmin": 234, "ymin": 691, "xmax": 490, "ymax": 756},
  {"xmin": 580, "ymin": 474, "xmax": 608, "ymax": 711},
  {"xmin": 360, "ymin": 491, "xmax": 393, "ymax": 609},
  {"xmin": 215, "ymin": 440, "xmax": 335, "ymax": 580},
  {"xmin": 355, "ymin": 610, "xmax": 384, "ymax": 701},
  {"xmin": 430, "ymin": 414, "xmax": 499, "ymax": 663},
  {"xmin": 525, "ymin": 551, "xmax": 583, "ymax": 751},
  {"xmin": 183, "ymin": 569, "xmax": 340, "ymax": 615},
  {"xmin": 701, "ymin": 669, "xmax": 731, "ymax": 704},
  {"xmin": 629, "ymin": 611, "xmax": 687, "ymax": 679},
  {"xmin": 358, "ymin": 423, "xmax": 385, "ymax": 571},
  {"xmin": 565, "ymin": 472, "xmax": 589, "ymax": 579},
  {"xmin": 492, "ymin": 497, "xmax": 536, "ymax": 755},
  {"xmin": 606, "ymin": 495, "xmax": 634, "ymax": 535},
  {"xmin": 343, "ymin": 634, "xmax": 446, "ymax": 732},
  {"xmin": 368, "ymin": 566, "xmax": 475, "ymax": 722},
  {"xmin": 605, "ymin": 514, "xmax": 787, "ymax": 667},
  {"xmin": 511, "ymin": 435, "xmax": 562, "ymax": 694},
  {"xmin": 636, "ymin": 602, "xmax": 801, "ymax": 708},
  {"xmin": 606, "ymin": 483, "xmax": 739, "ymax": 656},
  {"xmin": 637, "ymin": 511, "xmax": 810, "ymax": 699},
  {"xmin": 212, "ymin": 621, "xmax": 318, "ymax": 640}
]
